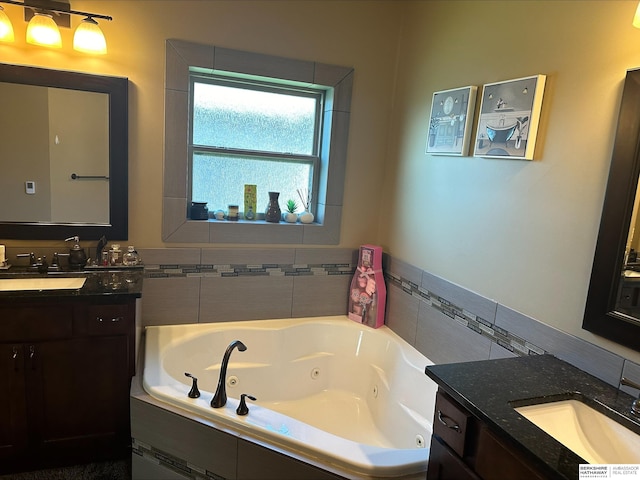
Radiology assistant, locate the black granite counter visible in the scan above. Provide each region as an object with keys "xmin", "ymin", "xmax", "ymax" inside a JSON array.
[
  {"xmin": 0, "ymin": 266, "xmax": 143, "ymax": 300},
  {"xmin": 425, "ymin": 355, "xmax": 640, "ymax": 480}
]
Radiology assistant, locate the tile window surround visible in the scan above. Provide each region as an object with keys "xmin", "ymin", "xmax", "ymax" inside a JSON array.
[
  {"xmin": 136, "ymin": 247, "xmax": 640, "ymax": 392},
  {"xmin": 163, "ymin": 39, "xmax": 353, "ymax": 244}
]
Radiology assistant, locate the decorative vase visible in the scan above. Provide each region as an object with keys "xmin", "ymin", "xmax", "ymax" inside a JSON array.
[
  {"xmin": 299, "ymin": 211, "xmax": 314, "ymax": 224},
  {"xmin": 189, "ymin": 202, "xmax": 208, "ymax": 220},
  {"xmin": 284, "ymin": 212, "xmax": 297, "ymax": 223},
  {"xmin": 265, "ymin": 192, "xmax": 281, "ymax": 223}
]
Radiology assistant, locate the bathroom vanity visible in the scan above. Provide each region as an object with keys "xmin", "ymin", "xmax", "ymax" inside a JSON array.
[
  {"xmin": 0, "ymin": 268, "xmax": 142, "ymax": 474},
  {"xmin": 425, "ymin": 355, "xmax": 640, "ymax": 480}
]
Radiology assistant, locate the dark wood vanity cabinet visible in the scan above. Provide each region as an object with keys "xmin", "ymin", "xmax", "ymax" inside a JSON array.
[
  {"xmin": 0, "ymin": 297, "xmax": 136, "ymax": 474},
  {"xmin": 427, "ymin": 389, "xmax": 546, "ymax": 480}
]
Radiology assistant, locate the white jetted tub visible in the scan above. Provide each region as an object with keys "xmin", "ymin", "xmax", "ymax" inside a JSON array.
[{"xmin": 142, "ymin": 315, "xmax": 437, "ymax": 479}]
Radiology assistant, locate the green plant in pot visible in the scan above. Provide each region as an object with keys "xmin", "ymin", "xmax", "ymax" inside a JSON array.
[{"xmin": 284, "ymin": 199, "xmax": 298, "ymax": 223}]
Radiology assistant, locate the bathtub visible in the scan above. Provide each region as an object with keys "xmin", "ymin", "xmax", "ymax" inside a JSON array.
[{"xmin": 142, "ymin": 315, "xmax": 437, "ymax": 479}]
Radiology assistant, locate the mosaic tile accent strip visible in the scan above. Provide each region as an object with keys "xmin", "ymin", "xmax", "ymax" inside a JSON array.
[
  {"xmin": 142, "ymin": 261, "xmax": 543, "ymax": 357},
  {"xmin": 144, "ymin": 263, "xmax": 355, "ymax": 279},
  {"xmin": 132, "ymin": 438, "xmax": 226, "ymax": 480},
  {"xmin": 384, "ymin": 272, "xmax": 548, "ymax": 357}
]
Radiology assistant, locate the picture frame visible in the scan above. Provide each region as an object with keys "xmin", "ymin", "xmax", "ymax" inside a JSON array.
[
  {"xmin": 473, "ymin": 75, "xmax": 546, "ymax": 160},
  {"xmin": 425, "ymin": 86, "xmax": 477, "ymax": 156}
]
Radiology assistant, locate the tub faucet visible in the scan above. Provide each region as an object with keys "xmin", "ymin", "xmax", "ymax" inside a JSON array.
[{"xmin": 211, "ymin": 340, "xmax": 247, "ymax": 408}]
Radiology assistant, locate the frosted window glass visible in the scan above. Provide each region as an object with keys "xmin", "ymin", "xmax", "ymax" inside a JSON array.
[
  {"xmin": 192, "ymin": 152, "xmax": 312, "ymax": 213},
  {"xmin": 193, "ymin": 82, "xmax": 317, "ymax": 155}
]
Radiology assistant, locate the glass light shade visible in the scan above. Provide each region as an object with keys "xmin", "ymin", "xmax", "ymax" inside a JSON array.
[
  {"xmin": 73, "ymin": 18, "xmax": 107, "ymax": 54},
  {"xmin": 26, "ymin": 13, "xmax": 62, "ymax": 48},
  {"xmin": 0, "ymin": 7, "xmax": 14, "ymax": 43},
  {"xmin": 634, "ymin": 1, "xmax": 640, "ymax": 29}
]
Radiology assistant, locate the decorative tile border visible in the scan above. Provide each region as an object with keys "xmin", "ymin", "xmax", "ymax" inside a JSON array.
[
  {"xmin": 141, "ymin": 258, "xmax": 545, "ymax": 357},
  {"xmin": 384, "ymin": 272, "xmax": 548, "ymax": 357},
  {"xmin": 144, "ymin": 263, "xmax": 355, "ymax": 279},
  {"xmin": 133, "ymin": 438, "xmax": 226, "ymax": 480}
]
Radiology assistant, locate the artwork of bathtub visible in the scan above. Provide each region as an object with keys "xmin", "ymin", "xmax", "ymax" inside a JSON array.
[
  {"xmin": 486, "ymin": 123, "xmax": 517, "ymax": 145},
  {"xmin": 142, "ymin": 315, "xmax": 438, "ymax": 479}
]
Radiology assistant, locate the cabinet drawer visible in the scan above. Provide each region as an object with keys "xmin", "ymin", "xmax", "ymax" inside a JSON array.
[
  {"xmin": 0, "ymin": 305, "xmax": 73, "ymax": 342},
  {"xmin": 79, "ymin": 304, "xmax": 133, "ymax": 336},
  {"xmin": 433, "ymin": 391, "xmax": 472, "ymax": 458}
]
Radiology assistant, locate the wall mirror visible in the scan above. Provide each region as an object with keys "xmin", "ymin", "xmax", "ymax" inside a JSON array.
[
  {"xmin": 583, "ymin": 68, "xmax": 640, "ymax": 351},
  {"xmin": 0, "ymin": 63, "xmax": 128, "ymax": 240}
]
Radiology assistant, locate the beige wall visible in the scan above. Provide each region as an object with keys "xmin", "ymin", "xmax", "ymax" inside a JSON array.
[
  {"xmin": 0, "ymin": 83, "xmax": 51, "ymax": 221},
  {"xmin": 0, "ymin": 0, "xmax": 401, "ymax": 248},
  {"xmin": 2, "ymin": 1, "xmax": 640, "ymax": 361},
  {"xmin": 48, "ymin": 88, "xmax": 109, "ymax": 223},
  {"xmin": 381, "ymin": 0, "xmax": 640, "ymax": 362}
]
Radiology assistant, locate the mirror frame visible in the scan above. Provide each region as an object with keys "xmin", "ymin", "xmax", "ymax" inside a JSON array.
[
  {"xmin": 583, "ymin": 68, "xmax": 640, "ymax": 351},
  {"xmin": 0, "ymin": 63, "xmax": 128, "ymax": 240}
]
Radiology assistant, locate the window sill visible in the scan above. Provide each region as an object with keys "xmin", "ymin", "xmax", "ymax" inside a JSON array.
[{"xmin": 162, "ymin": 201, "xmax": 341, "ymax": 245}]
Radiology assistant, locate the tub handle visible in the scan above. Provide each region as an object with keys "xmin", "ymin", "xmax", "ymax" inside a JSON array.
[
  {"xmin": 184, "ymin": 372, "xmax": 201, "ymax": 398},
  {"xmin": 236, "ymin": 394, "xmax": 257, "ymax": 416},
  {"xmin": 437, "ymin": 410, "xmax": 460, "ymax": 432}
]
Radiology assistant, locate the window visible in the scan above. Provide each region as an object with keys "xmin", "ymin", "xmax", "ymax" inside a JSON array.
[
  {"xmin": 163, "ymin": 40, "xmax": 353, "ymax": 244},
  {"xmin": 190, "ymin": 75, "xmax": 323, "ymax": 216}
]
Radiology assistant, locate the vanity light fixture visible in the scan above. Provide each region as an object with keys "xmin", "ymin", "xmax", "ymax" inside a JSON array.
[
  {"xmin": 0, "ymin": 6, "xmax": 14, "ymax": 42},
  {"xmin": 73, "ymin": 16, "xmax": 106, "ymax": 54},
  {"xmin": 0, "ymin": 0, "xmax": 111, "ymax": 53},
  {"xmin": 26, "ymin": 12, "xmax": 61, "ymax": 47}
]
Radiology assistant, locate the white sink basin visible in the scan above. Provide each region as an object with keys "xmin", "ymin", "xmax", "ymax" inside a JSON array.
[
  {"xmin": 0, "ymin": 277, "xmax": 86, "ymax": 292},
  {"xmin": 515, "ymin": 400, "xmax": 640, "ymax": 464}
]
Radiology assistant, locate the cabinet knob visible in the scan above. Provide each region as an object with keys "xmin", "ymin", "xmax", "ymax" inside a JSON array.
[
  {"xmin": 12, "ymin": 346, "xmax": 19, "ymax": 371},
  {"xmin": 437, "ymin": 409, "xmax": 461, "ymax": 432},
  {"xmin": 96, "ymin": 316, "xmax": 123, "ymax": 323}
]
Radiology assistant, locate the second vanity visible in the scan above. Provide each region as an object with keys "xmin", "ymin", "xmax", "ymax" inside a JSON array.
[
  {"xmin": 425, "ymin": 355, "xmax": 640, "ymax": 480},
  {"xmin": 0, "ymin": 268, "xmax": 142, "ymax": 475}
]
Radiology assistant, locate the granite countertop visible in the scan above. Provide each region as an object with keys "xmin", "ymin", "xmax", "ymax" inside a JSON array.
[
  {"xmin": 0, "ymin": 266, "xmax": 143, "ymax": 299},
  {"xmin": 425, "ymin": 355, "xmax": 640, "ymax": 480}
]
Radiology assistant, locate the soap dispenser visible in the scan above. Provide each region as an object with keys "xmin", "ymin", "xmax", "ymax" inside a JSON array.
[{"xmin": 65, "ymin": 236, "xmax": 87, "ymax": 270}]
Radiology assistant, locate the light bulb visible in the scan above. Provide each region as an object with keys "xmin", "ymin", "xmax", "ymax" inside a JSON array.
[
  {"xmin": 0, "ymin": 6, "xmax": 15, "ymax": 43},
  {"xmin": 26, "ymin": 13, "xmax": 62, "ymax": 48},
  {"xmin": 73, "ymin": 17, "xmax": 107, "ymax": 54},
  {"xmin": 634, "ymin": 1, "xmax": 640, "ymax": 29}
]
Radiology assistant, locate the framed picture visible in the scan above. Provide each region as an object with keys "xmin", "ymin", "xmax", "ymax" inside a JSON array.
[
  {"xmin": 473, "ymin": 75, "xmax": 546, "ymax": 160},
  {"xmin": 426, "ymin": 86, "xmax": 477, "ymax": 156}
]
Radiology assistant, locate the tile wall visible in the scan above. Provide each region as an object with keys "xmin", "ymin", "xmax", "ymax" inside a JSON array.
[{"xmin": 132, "ymin": 247, "xmax": 639, "ymax": 391}]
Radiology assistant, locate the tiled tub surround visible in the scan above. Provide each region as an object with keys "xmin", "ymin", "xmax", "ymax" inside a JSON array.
[
  {"xmin": 130, "ymin": 247, "xmax": 640, "ymax": 477},
  {"xmin": 136, "ymin": 247, "xmax": 640, "ymax": 388}
]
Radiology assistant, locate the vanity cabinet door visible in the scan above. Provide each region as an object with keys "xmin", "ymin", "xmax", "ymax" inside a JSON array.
[
  {"xmin": 26, "ymin": 335, "xmax": 131, "ymax": 463},
  {"xmin": 427, "ymin": 435, "xmax": 481, "ymax": 480},
  {"xmin": 0, "ymin": 343, "xmax": 28, "ymax": 463},
  {"xmin": 427, "ymin": 388, "xmax": 549, "ymax": 480}
]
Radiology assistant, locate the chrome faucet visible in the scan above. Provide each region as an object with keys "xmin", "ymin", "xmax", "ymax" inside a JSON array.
[
  {"xmin": 211, "ymin": 340, "xmax": 247, "ymax": 408},
  {"xmin": 621, "ymin": 377, "xmax": 640, "ymax": 415}
]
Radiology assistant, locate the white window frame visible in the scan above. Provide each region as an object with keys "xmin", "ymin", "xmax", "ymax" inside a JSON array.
[
  {"xmin": 189, "ymin": 74, "xmax": 323, "ymax": 217},
  {"xmin": 163, "ymin": 39, "xmax": 353, "ymax": 245}
]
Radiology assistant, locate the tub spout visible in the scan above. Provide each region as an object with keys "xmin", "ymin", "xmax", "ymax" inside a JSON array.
[{"xmin": 211, "ymin": 340, "xmax": 247, "ymax": 408}]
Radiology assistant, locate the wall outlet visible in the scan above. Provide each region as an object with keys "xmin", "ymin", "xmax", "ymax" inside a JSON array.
[{"xmin": 25, "ymin": 181, "xmax": 35, "ymax": 194}]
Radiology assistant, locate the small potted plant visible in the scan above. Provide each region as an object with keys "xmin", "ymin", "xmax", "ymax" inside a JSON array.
[{"xmin": 283, "ymin": 199, "xmax": 298, "ymax": 223}]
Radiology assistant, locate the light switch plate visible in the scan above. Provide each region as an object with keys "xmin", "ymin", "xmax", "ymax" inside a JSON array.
[{"xmin": 25, "ymin": 181, "xmax": 35, "ymax": 194}]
